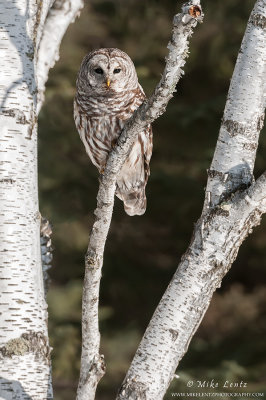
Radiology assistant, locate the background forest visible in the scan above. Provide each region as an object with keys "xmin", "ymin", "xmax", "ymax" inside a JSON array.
[{"xmin": 38, "ymin": 0, "xmax": 266, "ymax": 399}]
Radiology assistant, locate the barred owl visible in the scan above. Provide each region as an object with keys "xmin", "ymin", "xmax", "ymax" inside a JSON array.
[{"xmin": 74, "ymin": 48, "xmax": 153, "ymax": 216}]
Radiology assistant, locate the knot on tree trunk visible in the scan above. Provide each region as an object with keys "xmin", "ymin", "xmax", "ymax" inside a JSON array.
[{"xmin": 88, "ymin": 354, "xmax": 106, "ymax": 382}]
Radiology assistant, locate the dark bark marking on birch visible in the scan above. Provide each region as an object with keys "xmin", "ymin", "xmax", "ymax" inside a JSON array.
[
  {"xmin": 250, "ymin": 13, "xmax": 266, "ymax": 29},
  {"xmin": 89, "ymin": 354, "xmax": 106, "ymax": 375},
  {"xmin": 2, "ymin": 108, "xmax": 28, "ymax": 124},
  {"xmin": 222, "ymin": 117, "xmax": 262, "ymax": 138},
  {"xmin": 26, "ymin": 51, "xmax": 35, "ymax": 61},
  {"xmin": 0, "ymin": 332, "xmax": 51, "ymax": 363},
  {"xmin": 169, "ymin": 329, "xmax": 179, "ymax": 341},
  {"xmin": 0, "ymin": 179, "xmax": 15, "ymax": 185},
  {"xmin": 243, "ymin": 142, "xmax": 258, "ymax": 151},
  {"xmin": 85, "ymin": 250, "xmax": 99, "ymax": 268},
  {"xmin": 207, "ymin": 169, "xmax": 225, "ymax": 179},
  {"xmin": 118, "ymin": 376, "xmax": 148, "ymax": 400},
  {"xmin": 26, "ymin": 110, "xmax": 38, "ymax": 139}
]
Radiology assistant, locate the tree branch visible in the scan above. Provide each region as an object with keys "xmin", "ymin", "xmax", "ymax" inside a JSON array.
[
  {"xmin": 116, "ymin": 1, "xmax": 266, "ymax": 399},
  {"xmin": 36, "ymin": 0, "xmax": 84, "ymax": 112},
  {"xmin": 203, "ymin": 0, "xmax": 266, "ymax": 209},
  {"xmin": 117, "ymin": 177, "xmax": 266, "ymax": 400},
  {"xmin": 76, "ymin": 2, "xmax": 203, "ymax": 400}
]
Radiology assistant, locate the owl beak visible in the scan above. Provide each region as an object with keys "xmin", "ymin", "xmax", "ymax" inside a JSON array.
[{"xmin": 106, "ymin": 79, "xmax": 111, "ymax": 88}]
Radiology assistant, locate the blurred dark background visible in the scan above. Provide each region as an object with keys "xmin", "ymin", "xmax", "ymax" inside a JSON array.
[{"xmin": 38, "ymin": 0, "xmax": 266, "ymax": 398}]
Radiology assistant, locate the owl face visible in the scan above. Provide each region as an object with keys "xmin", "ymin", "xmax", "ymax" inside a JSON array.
[{"xmin": 77, "ymin": 48, "xmax": 139, "ymax": 96}]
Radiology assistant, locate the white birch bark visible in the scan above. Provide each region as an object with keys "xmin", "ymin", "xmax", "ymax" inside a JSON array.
[
  {"xmin": 117, "ymin": 1, "xmax": 266, "ymax": 399},
  {"xmin": 0, "ymin": 0, "xmax": 83, "ymax": 398},
  {"xmin": 204, "ymin": 0, "xmax": 266, "ymax": 208},
  {"xmin": 77, "ymin": 3, "xmax": 203, "ymax": 400},
  {"xmin": 36, "ymin": 0, "xmax": 84, "ymax": 112},
  {"xmin": 118, "ymin": 175, "xmax": 266, "ymax": 400}
]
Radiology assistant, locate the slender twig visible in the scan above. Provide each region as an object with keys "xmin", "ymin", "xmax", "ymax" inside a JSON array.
[{"xmin": 76, "ymin": 2, "xmax": 203, "ymax": 400}]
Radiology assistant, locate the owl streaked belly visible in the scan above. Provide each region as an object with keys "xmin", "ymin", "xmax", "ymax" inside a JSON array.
[
  {"xmin": 74, "ymin": 95, "xmax": 148, "ymax": 168},
  {"xmin": 77, "ymin": 113, "xmax": 124, "ymax": 171}
]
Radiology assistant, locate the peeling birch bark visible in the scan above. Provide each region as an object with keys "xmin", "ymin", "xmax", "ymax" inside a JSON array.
[
  {"xmin": 116, "ymin": 1, "xmax": 266, "ymax": 399},
  {"xmin": 76, "ymin": 2, "xmax": 203, "ymax": 400},
  {"xmin": 0, "ymin": 0, "xmax": 83, "ymax": 398}
]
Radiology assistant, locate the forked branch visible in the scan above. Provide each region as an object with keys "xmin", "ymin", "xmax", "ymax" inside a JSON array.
[
  {"xmin": 76, "ymin": 2, "xmax": 203, "ymax": 400},
  {"xmin": 117, "ymin": 1, "xmax": 265, "ymax": 399}
]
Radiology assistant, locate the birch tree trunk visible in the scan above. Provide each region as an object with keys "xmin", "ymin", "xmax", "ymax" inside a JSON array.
[{"xmin": 0, "ymin": 1, "xmax": 83, "ymax": 399}]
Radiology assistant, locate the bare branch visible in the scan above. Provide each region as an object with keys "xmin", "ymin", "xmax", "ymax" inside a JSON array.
[
  {"xmin": 116, "ymin": 1, "xmax": 266, "ymax": 399},
  {"xmin": 117, "ymin": 180, "xmax": 266, "ymax": 400},
  {"xmin": 204, "ymin": 0, "xmax": 266, "ymax": 209},
  {"xmin": 76, "ymin": 2, "xmax": 203, "ymax": 400},
  {"xmin": 37, "ymin": 0, "xmax": 84, "ymax": 112}
]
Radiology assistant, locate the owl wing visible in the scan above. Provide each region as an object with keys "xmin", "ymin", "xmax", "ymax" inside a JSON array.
[{"xmin": 116, "ymin": 84, "xmax": 153, "ymax": 216}]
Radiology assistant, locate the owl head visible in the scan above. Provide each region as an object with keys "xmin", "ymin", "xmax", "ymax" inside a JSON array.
[{"xmin": 77, "ymin": 48, "xmax": 139, "ymax": 96}]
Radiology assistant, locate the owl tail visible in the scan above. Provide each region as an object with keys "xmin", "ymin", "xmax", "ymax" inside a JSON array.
[{"xmin": 116, "ymin": 187, "xmax": 147, "ymax": 216}]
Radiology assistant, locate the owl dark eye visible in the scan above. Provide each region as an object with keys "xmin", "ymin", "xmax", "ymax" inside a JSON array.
[
  {"xmin": 94, "ymin": 68, "xmax": 103, "ymax": 74},
  {"xmin": 113, "ymin": 68, "xmax": 121, "ymax": 74}
]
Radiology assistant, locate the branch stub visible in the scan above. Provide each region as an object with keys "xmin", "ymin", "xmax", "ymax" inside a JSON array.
[{"xmin": 189, "ymin": 5, "xmax": 202, "ymax": 18}]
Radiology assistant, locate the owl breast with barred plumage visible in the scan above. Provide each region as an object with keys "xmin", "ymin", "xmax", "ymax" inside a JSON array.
[{"xmin": 74, "ymin": 48, "xmax": 153, "ymax": 216}]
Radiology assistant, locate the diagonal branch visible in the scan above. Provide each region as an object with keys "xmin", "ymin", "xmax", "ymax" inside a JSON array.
[
  {"xmin": 36, "ymin": 0, "xmax": 84, "ymax": 112},
  {"xmin": 117, "ymin": 174, "xmax": 266, "ymax": 400},
  {"xmin": 76, "ymin": 2, "xmax": 203, "ymax": 400},
  {"xmin": 116, "ymin": 1, "xmax": 266, "ymax": 399}
]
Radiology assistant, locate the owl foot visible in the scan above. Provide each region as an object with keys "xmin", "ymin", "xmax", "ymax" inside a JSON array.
[{"xmin": 100, "ymin": 165, "xmax": 105, "ymax": 174}]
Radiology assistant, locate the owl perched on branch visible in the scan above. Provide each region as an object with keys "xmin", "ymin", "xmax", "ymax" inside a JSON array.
[{"xmin": 74, "ymin": 48, "xmax": 153, "ymax": 216}]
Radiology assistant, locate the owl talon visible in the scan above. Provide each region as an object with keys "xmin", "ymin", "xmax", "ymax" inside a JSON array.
[{"xmin": 100, "ymin": 166, "xmax": 105, "ymax": 174}]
